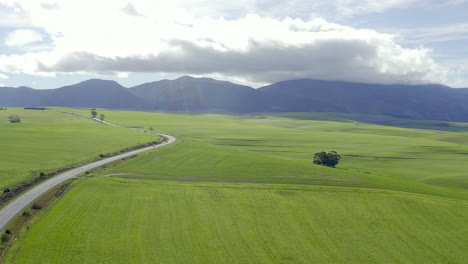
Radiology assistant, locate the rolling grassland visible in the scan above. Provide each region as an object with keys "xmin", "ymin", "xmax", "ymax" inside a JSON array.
[
  {"xmin": 6, "ymin": 179, "xmax": 466, "ymax": 263},
  {"xmin": 4, "ymin": 109, "xmax": 468, "ymax": 263},
  {"xmin": 0, "ymin": 109, "xmax": 157, "ymax": 191},
  {"xmin": 88, "ymin": 109, "xmax": 468, "ymax": 198}
]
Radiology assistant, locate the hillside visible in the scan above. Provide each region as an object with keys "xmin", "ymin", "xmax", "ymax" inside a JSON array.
[
  {"xmin": 42, "ymin": 79, "xmax": 144, "ymax": 109},
  {"xmin": 1, "ymin": 77, "xmax": 468, "ymax": 121},
  {"xmin": 0, "ymin": 79, "xmax": 142, "ymax": 109},
  {"xmin": 130, "ymin": 76, "xmax": 258, "ymax": 112},
  {"xmin": 258, "ymin": 79, "xmax": 468, "ymax": 121}
]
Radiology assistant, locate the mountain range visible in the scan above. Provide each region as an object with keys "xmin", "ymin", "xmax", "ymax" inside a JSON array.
[{"xmin": 1, "ymin": 76, "xmax": 468, "ymax": 122}]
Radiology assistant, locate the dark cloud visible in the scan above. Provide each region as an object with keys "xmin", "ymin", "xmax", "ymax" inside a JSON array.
[{"xmin": 39, "ymin": 38, "xmax": 439, "ymax": 85}]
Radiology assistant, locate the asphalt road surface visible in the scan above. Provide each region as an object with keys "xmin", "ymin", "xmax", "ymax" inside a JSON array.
[{"xmin": 0, "ymin": 111, "xmax": 176, "ymax": 232}]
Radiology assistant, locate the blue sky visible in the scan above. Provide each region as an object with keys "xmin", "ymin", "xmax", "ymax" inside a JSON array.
[{"xmin": 0, "ymin": 0, "xmax": 467, "ymax": 89}]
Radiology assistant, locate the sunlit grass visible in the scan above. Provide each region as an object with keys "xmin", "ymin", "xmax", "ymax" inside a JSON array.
[
  {"xmin": 5, "ymin": 109, "xmax": 468, "ymax": 263},
  {"xmin": 6, "ymin": 178, "xmax": 467, "ymax": 264},
  {"xmin": 0, "ymin": 108, "xmax": 158, "ymax": 190}
]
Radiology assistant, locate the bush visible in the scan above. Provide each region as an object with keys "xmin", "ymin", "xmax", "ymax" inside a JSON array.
[
  {"xmin": 313, "ymin": 151, "xmax": 341, "ymax": 168},
  {"xmin": 1, "ymin": 234, "xmax": 9, "ymax": 243},
  {"xmin": 8, "ymin": 115, "xmax": 21, "ymax": 123},
  {"xmin": 31, "ymin": 203, "xmax": 43, "ymax": 210}
]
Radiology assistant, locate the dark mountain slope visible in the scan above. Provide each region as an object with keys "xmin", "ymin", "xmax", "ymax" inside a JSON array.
[
  {"xmin": 130, "ymin": 76, "xmax": 258, "ymax": 112},
  {"xmin": 258, "ymin": 79, "xmax": 468, "ymax": 121},
  {"xmin": 0, "ymin": 79, "xmax": 143, "ymax": 109},
  {"xmin": 42, "ymin": 79, "xmax": 142, "ymax": 109},
  {"xmin": 1, "ymin": 77, "xmax": 468, "ymax": 122},
  {"xmin": 0, "ymin": 86, "xmax": 43, "ymax": 107}
]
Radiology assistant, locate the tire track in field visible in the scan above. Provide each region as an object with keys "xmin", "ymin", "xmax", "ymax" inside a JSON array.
[{"xmin": 0, "ymin": 110, "xmax": 176, "ymax": 232}]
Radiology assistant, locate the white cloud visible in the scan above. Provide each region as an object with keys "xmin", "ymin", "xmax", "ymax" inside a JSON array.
[
  {"xmin": 390, "ymin": 23, "xmax": 468, "ymax": 44},
  {"xmin": 0, "ymin": 0, "xmax": 450, "ymax": 85},
  {"xmin": 0, "ymin": 73, "xmax": 8, "ymax": 86},
  {"xmin": 120, "ymin": 3, "xmax": 144, "ymax": 17},
  {"xmin": 440, "ymin": 59, "xmax": 468, "ymax": 87},
  {"xmin": 4, "ymin": 29, "xmax": 43, "ymax": 47},
  {"xmin": 0, "ymin": 3, "xmax": 31, "ymax": 27},
  {"xmin": 334, "ymin": 0, "xmax": 420, "ymax": 17},
  {"xmin": 332, "ymin": 0, "xmax": 468, "ymax": 18},
  {"xmin": 39, "ymin": 2, "xmax": 60, "ymax": 10}
]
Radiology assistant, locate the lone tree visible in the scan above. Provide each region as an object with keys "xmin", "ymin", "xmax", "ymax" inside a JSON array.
[
  {"xmin": 313, "ymin": 151, "xmax": 341, "ymax": 168},
  {"xmin": 99, "ymin": 114, "xmax": 105, "ymax": 122},
  {"xmin": 148, "ymin": 127, "xmax": 154, "ymax": 133},
  {"xmin": 91, "ymin": 108, "xmax": 98, "ymax": 118},
  {"xmin": 8, "ymin": 115, "xmax": 21, "ymax": 123}
]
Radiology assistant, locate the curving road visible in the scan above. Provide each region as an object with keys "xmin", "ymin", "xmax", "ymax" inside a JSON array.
[{"xmin": 0, "ymin": 111, "xmax": 176, "ymax": 232}]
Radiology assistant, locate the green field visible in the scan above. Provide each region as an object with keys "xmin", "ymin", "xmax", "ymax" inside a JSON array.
[
  {"xmin": 269, "ymin": 112, "xmax": 468, "ymax": 132},
  {"xmin": 4, "ymin": 109, "xmax": 468, "ymax": 263},
  {"xmin": 0, "ymin": 108, "xmax": 158, "ymax": 191},
  {"xmin": 83, "ymin": 109, "xmax": 468, "ymax": 199},
  {"xmin": 5, "ymin": 178, "xmax": 466, "ymax": 264}
]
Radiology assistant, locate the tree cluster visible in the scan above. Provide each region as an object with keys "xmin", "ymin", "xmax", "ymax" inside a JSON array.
[
  {"xmin": 8, "ymin": 115, "xmax": 21, "ymax": 123},
  {"xmin": 91, "ymin": 108, "xmax": 105, "ymax": 122},
  {"xmin": 313, "ymin": 151, "xmax": 341, "ymax": 168}
]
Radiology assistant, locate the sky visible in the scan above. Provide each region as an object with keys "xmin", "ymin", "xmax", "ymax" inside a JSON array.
[{"xmin": 0, "ymin": 0, "xmax": 467, "ymax": 89}]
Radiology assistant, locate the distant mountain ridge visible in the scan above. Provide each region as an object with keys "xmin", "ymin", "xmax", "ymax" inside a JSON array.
[
  {"xmin": 1, "ymin": 76, "xmax": 468, "ymax": 122},
  {"xmin": 0, "ymin": 79, "xmax": 142, "ymax": 109},
  {"xmin": 258, "ymin": 79, "xmax": 468, "ymax": 121},
  {"xmin": 130, "ymin": 76, "xmax": 258, "ymax": 112}
]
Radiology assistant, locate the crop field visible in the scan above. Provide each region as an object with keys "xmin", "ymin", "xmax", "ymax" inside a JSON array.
[
  {"xmin": 4, "ymin": 109, "xmax": 468, "ymax": 263},
  {"xmin": 75, "ymin": 109, "xmax": 468, "ymax": 199},
  {"xmin": 269, "ymin": 112, "xmax": 468, "ymax": 132},
  {"xmin": 0, "ymin": 108, "xmax": 157, "ymax": 191},
  {"xmin": 5, "ymin": 178, "xmax": 466, "ymax": 264}
]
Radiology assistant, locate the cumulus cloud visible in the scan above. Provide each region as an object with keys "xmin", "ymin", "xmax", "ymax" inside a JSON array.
[
  {"xmin": 0, "ymin": 0, "xmax": 449, "ymax": 85},
  {"xmin": 441, "ymin": 59, "xmax": 468, "ymax": 87},
  {"xmin": 39, "ymin": 34, "xmax": 445, "ymax": 85},
  {"xmin": 4, "ymin": 29, "xmax": 43, "ymax": 48},
  {"xmin": 0, "ymin": 4, "xmax": 31, "ymax": 27}
]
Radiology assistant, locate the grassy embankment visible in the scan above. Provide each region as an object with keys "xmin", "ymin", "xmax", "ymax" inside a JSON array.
[{"xmin": 4, "ymin": 109, "xmax": 468, "ymax": 263}]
